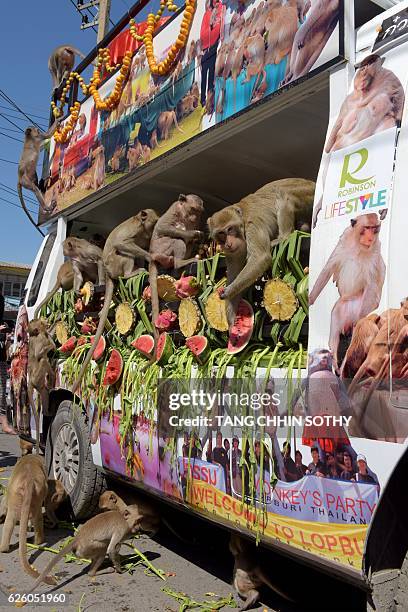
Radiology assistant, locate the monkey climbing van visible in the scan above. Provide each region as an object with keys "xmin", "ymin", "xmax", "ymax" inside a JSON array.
[{"xmin": 10, "ymin": 0, "xmax": 408, "ymax": 608}]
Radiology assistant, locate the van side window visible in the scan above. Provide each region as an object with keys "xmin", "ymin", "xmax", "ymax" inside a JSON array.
[{"xmin": 27, "ymin": 233, "xmax": 57, "ymax": 307}]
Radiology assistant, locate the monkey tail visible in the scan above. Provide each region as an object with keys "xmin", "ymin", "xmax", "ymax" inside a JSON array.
[
  {"xmin": 71, "ymin": 278, "xmax": 114, "ymax": 394},
  {"xmin": 19, "ymin": 482, "xmax": 55, "ymax": 586},
  {"xmin": 33, "ymin": 280, "xmax": 60, "ymax": 320},
  {"xmin": 261, "ymin": 571, "xmax": 294, "ymax": 603},
  {"xmin": 31, "ymin": 540, "xmax": 75, "ymax": 592},
  {"xmin": 17, "ymin": 183, "xmax": 45, "ymax": 237},
  {"xmin": 149, "ymin": 261, "xmax": 160, "ymax": 344}
]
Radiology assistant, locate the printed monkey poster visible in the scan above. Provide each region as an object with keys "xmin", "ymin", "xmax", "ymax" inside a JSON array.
[{"xmin": 307, "ymin": 5, "xmax": 408, "ymax": 500}]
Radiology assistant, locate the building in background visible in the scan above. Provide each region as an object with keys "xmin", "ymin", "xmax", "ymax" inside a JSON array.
[{"xmin": 0, "ymin": 261, "xmax": 31, "ymax": 324}]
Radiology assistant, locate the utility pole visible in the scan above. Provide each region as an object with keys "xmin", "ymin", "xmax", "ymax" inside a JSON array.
[
  {"xmin": 97, "ymin": 0, "xmax": 111, "ymax": 43},
  {"xmin": 76, "ymin": 0, "xmax": 111, "ymax": 42}
]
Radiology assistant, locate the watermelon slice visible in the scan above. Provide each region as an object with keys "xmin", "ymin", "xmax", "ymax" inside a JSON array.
[
  {"xmin": 92, "ymin": 335, "xmax": 106, "ymax": 362},
  {"xmin": 155, "ymin": 332, "xmax": 174, "ymax": 365},
  {"xmin": 103, "ymin": 349, "xmax": 124, "ymax": 386},
  {"xmin": 131, "ymin": 334, "xmax": 155, "ymax": 358},
  {"xmin": 227, "ymin": 299, "xmax": 254, "ymax": 355},
  {"xmin": 60, "ymin": 336, "xmax": 77, "ymax": 354},
  {"xmin": 186, "ymin": 336, "xmax": 210, "ymax": 364}
]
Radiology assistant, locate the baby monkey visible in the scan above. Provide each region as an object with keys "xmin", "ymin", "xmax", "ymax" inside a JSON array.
[
  {"xmin": 230, "ymin": 534, "xmax": 292, "ymax": 610},
  {"xmin": 31, "ymin": 507, "xmax": 142, "ymax": 590}
]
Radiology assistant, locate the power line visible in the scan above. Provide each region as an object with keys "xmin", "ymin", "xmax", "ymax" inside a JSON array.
[
  {"xmin": 0, "ymin": 157, "xmax": 18, "ymax": 165},
  {"xmin": 0, "ymin": 131, "xmax": 23, "ymax": 143},
  {"xmin": 0, "ymin": 195, "xmax": 37, "ymax": 216},
  {"xmin": 0, "ymin": 126, "xmax": 23, "ymax": 134},
  {"xmin": 0, "ymin": 89, "xmax": 42, "ymax": 130},
  {"xmin": 0, "ymin": 113, "xmax": 25, "ymax": 133},
  {"xmin": 0, "ymin": 183, "xmax": 38, "ymax": 205},
  {"xmin": 68, "ymin": 0, "xmax": 98, "ymax": 33},
  {"xmin": 0, "ymin": 104, "xmax": 48, "ymax": 122}
]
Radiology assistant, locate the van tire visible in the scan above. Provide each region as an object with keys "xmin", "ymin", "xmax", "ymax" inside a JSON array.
[{"xmin": 45, "ymin": 399, "xmax": 105, "ymax": 519}]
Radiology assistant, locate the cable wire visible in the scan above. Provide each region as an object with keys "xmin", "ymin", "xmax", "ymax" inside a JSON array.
[
  {"xmin": 0, "ymin": 131, "xmax": 23, "ymax": 143},
  {"xmin": 0, "ymin": 104, "xmax": 48, "ymax": 122},
  {"xmin": 0, "ymin": 157, "xmax": 18, "ymax": 165},
  {"xmin": 0, "ymin": 89, "xmax": 42, "ymax": 129},
  {"xmin": 0, "ymin": 113, "xmax": 25, "ymax": 133},
  {"xmin": 68, "ymin": 0, "xmax": 98, "ymax": 33},
  {"xmin": 0, "ymin": 183, "xmax": 38, "ymax": 205},
  {"xmin": 0, "ymin": 195, "xmax": 37, "ymax": 216}
]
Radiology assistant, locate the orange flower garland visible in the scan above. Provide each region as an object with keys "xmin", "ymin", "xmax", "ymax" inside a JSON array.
[
  {"xmin": 51, "ymin": 0, "xmax": 196, "ymax": 143},
  {"xmin": 54, "ymin": 102, "xmax": 81, "ymax": 144},
  {"xmin": 130, "ymin": 0, "xmax": 196, "ymax": 75}
]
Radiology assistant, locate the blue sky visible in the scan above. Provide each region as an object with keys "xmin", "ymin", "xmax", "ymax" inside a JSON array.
[{"xmin": 0, "ymin": 0, "xmax": 152, "ymax": 265}]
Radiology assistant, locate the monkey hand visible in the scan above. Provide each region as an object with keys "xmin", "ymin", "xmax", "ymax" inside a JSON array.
[
  {"xmin": 218, "ymin": 287, "xmax": 226, "ymax": 299},
  {"xmin": 192, "ymin": 230, "xmax": 204, "ymax": 242}
]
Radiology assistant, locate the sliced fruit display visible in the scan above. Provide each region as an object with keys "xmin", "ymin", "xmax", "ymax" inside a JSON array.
[
  {"xmin": 179, "ymin": 298, "xmax": 201, "ymax": 337},
  {"xmin": 80, "ymin": 317, "xmax": 97, "ymax": 335},
  {"xmin": 154, "ymin": 309, "xmax": 177, "ymax": 333},
  {"xmin": 157, "ymin": 275, "xmax": 178, "ymax": 301},
  {"xmin": 205, "ymin": 289, "xmax": 229, "ymax": 332},
  {"xmin": 60, "ymin": 336, "xmax": 77, "ymax": 354},
  {"xmin": 175, "ymin": 275, "xmax": 201, "ymax": 299},
  {"xmin": 55, "ymin": 321, "xmax": 70, "ymax": 345},
  {"xmin": 185, "ymin": 335, "xmax": 210, "ymax": 364},
  {"xmin": 263, "ymin": 278, "xmax": 298, "ymax": 321},
  {"xmin": 80, "ymin": 281, "xmax": 94, "ymax": 305},
  {"xmin": 92, "ymin": 335, "xmax": 106, "ymax": 361},
  {"xmin": 77, "ymin": 336, "xmax": 88, "ymax": 347},
  {"xmin": 115, "ymin": 302, "xmax": 135, "ymax": 335},
  {"xmin": 227, "ymin": 299, "xmax": 254, "ymax": 355},
  {"xmin": 131, "ymin": 334, "xmax": 155, "ymax": 358},
  {"xmin": 156, "ymin": 332, "xmax": 174, "ymax": 365},
  {"xmin": 103, "ymin": 349, "xmax": 124, "ymax": 386}
]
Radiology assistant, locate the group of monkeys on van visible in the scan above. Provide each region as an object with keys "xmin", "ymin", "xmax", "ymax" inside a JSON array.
[{"xmin": 0, "ymin": 451, "xmax": 291, "ymax": 609}]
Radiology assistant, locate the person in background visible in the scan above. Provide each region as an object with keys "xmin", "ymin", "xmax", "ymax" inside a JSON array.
[
  {"xmin": 231, "ymin": 437, "xmax": 242, "ymax": 495},
  {"xmin": 206, "ymin": 436, "xmax": 213, "ymax": 462},
  {"xmin": 224, "ymin": 438, "xmax": 230, "ymax": 461},
  {"xmin": 0, "ymin": 289, "xmax": 4, "ymax": 323},
  {"xmin": 339, "ymin": 451, "xmax": 354, "ymax": 481},
  {"xmin": 353, "ymin": 454, "xmax": 379, "ymax": 490},
  {"xmin": 200, "ymin": 0, "xmax": 225, "ymax": 107},
  {"xmin": 213, "ymin": 431, "xmax": 230, "ymax": 493},
  {"xmin": 282, "ymin": 441, "xmax": 298, "ymax": 482},
  {"xmin": 295, "ymin": 450, "xmax": 307, "ymax": 478},
  {"xmin": 306, "ymin": 446, "xmax": 326, "ymax": 477},
  {"xmin": 0, "ymin": 322, "xmax": 16, "ymax": 434},
  {"xmin": 326, "ymin": 451, "xmax": 341, "ymax": 479}
]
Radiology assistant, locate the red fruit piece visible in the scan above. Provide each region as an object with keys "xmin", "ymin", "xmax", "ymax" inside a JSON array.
[
  {"xmin": 154, "ymin": 309, "xmax": 177, "ymax": 332},
  {"xmin": 175, "ymin": 275, "xmax": 200, "ymax": 299},
  {"xmin": 103, "ymin": 349, "xmax": 124, "ymax": 386},
  {"xmin": 60, "ymin": 336, "xmax": 77, "ymax": 354},
  {"xmin": 227, "ymin": 300, "xmax": 254, "ymax": 355}
]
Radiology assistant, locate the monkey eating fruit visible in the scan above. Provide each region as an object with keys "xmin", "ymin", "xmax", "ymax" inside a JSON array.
[{"xmin": 208, "ymin": 178, "xmax": 315, "ymax": 327}]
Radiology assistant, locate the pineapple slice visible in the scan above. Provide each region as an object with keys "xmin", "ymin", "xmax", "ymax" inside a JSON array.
[
  {"xmin": 179, "ymin": 298, "xmax": 201, "ymax": 337},
  {"xmin": 205, "ymin": 290, "xmax": 229, "ymax": 332},
  {"xmin": 157, "ymin": 275, "xmax": 178, "ymax": 301},
  {"xmin": 263, "ymin": 278, "xmax": 298, "ymax": 321},
  {"xmin": 115, "ymin": 302, "xmax": 135, "ymax": 335}
]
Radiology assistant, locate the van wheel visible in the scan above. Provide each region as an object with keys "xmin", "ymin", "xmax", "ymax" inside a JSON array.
[{"xmin": 45, "ymin": 399, "xmax": 105, "ymax": 519}]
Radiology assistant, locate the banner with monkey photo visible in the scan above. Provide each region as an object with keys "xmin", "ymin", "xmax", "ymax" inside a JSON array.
[
  {"xmin": 307, "ymin": 17, "xmax": 408, "ymax": 500},
  {"xmin": 40, "ymin": 0, "xmax": 343, "ymax": 223}
]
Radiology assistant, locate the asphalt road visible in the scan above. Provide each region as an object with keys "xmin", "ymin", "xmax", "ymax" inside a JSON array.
[{"xmin": 0, "ymin": 431, "xmax": 367, "ymax": 612}]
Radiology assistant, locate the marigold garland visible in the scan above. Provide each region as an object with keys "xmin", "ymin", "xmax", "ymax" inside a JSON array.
[{"xmin": 51, "ymin": 0, "xmax": 196, "ymax": 143}]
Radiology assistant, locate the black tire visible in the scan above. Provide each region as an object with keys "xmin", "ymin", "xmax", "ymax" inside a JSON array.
[{"xmin": 45, "ymin": 399, "xmax": 106, "ymax": 519}]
